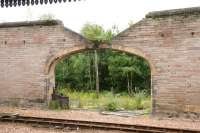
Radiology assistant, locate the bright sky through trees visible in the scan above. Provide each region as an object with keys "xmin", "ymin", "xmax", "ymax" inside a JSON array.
[{"xmin": 0, "ymin": 0, "xmax": 200, "ymax": 32}]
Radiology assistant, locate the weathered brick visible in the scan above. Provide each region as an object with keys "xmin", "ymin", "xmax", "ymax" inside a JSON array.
[{"xmin": 0, "ymin": 7, "xmax": 200, "ymax": 117}]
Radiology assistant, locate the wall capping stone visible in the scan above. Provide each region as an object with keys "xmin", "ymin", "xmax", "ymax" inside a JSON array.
[
  {"xmin": 0, "ymin": 20, "xmax": 62, "ymax": 28},
  {"xmin": 146, "ymin": 6, "xmax": 200, "ymax": 18}
]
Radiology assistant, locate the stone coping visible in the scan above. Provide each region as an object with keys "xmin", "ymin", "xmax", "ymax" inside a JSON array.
[
  {"xmin": 0, "ymin": 20, "xmax": 62, "ymax": 28},
  {"xmin": 146, "ymin": 6, "xmax": 200, "ymax": 18}
]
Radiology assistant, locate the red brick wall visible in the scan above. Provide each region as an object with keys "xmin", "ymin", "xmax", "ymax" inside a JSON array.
[
  {"xmin": 112, "ymin": 12, "xmax": 200, "ymax": 115},
  {"xmin": 0, "ymin": 7, "xmax": 200, "ymax": 116},
  {"xmin": 0, "ymin": 20, "xmax": 89, "ymax": 106}
]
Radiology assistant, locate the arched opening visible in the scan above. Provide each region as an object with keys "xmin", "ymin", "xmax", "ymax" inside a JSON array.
[{"xmin": 46, "ymin": 46, "xmax": 155, "ymax": 115}]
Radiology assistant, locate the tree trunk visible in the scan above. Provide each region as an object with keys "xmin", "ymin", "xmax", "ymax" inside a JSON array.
[
  {"xmin": 94, "ymin": 50, "xmax": 99, "ymax": 98},
  {"xmin": 127, "ymin": 73, "xmax": 130, "ymax": 96},
  {"xmin": 130, "ymin": 71, "xmax": 134, "ymax": 95},
  {"xmin": 88, "ymin": 52, "xmax": 93, "ymax": 91},
  {"xmin": 66, "ymin": 58, "xmax": 69, "ymax": 73},
  {"xmin": 62, "ymin": 61, "xmax": 65, "ymax": 87},
  {"xmin": 111, "ymin": 77, "xmax": 114, "ymax": 95}
]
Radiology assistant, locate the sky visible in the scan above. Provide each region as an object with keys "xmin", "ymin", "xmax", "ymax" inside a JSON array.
[{"xmin": 0, "ymin": 0, "xmax": 200, "ymax": 33}]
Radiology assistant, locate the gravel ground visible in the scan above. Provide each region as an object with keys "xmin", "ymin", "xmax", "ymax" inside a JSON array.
[
  {"xmin": 0, "ymin": 106, "xmax": 200, "ymax": 131},
  {"xmin": 0, "ymin": 122, "xmax": 127, "ymax": 133}
]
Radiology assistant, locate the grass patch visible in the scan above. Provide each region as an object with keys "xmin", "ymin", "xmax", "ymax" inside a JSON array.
[
  {"xmin": 48, "ymin": 100, "xmax": 61, "ymax": 110},
  {"xmin": 103, "ymin": 101, "xmax": 118, "ymax": 111},
  {"xmin": 55, "ymin": 88, "xmax": 151, "ymax": 112}
]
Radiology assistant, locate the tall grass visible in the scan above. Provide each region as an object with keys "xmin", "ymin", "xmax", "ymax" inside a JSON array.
[
  {"xmin": 48, "ymin": 100, "xmax": 61, "ymax": 110},
  {"xmin": 55, "ymin": 88, "xmax": 151, "ymax": 112}
]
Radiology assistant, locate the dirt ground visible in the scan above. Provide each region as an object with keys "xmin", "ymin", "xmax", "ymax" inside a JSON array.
[{"xmin": 0, "ymin": 106, "xmax": 200, "ymax": 131}]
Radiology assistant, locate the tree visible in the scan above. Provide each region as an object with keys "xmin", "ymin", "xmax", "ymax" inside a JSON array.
[
  {"xmin": 80, "ymin": 23, "xmax": 115, "ymax": 97},
  {"xmin": 55, "ymin": 23, "xmax": 151, "ymax": 96},
  {"xmin": 55, "ymin": 50, "xmax": 151, "ymax": 94}
]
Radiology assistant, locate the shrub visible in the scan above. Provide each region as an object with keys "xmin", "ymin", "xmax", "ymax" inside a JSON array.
[
  {"xmin": 55, "ymin": 87, "xmax": 151, "ymax": 111},
  {"xmin": 142, "ymin": 99, "xmax": 151, "ymax": 110},
  {"xmin": 48, "ymin": 100, "xmax": 61, "ymax": 110},
  {"xmin": 104, "ymin": 101, "xmax": 117, "ymax": 111},
  {"xmin": 121, "ymin": 98, "xmax": 135, "ymax": 110},
  {"xmin": 133, "ymin": 91, "xmax": 147, "ymax": 110}
]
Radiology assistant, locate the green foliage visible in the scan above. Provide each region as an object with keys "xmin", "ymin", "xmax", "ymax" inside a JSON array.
[
  {"xmin": 104, "ymin": 101, "xmax": 117, "ymax": 111},
  {"xmin": 81, "ymin": 23, "xmax": 117, "ymax": 46},
  {"xmin": 54, "ymin": 23, "xmax": 151, "ymax": 111},
  {"xmin": 56, "ymin": 88, "xmax": 151, "ymax": 111},
  {"xmin": 81, "ymin": 23, "xmax": 104, "ymax": 43},
  {"xmin": 134, "ymin": 91, "xmax": 151, "ymax": 110},
  {"xmin": 133, "ymin": 92, "xmax": 145, "ymax": 109},
  {"xmin": 48, "ymin": 100, "xmax": 61, "ymax": 110},
  {"xmin": 55, "ymin": 50, "xmax": 151, "ymax": 93}
]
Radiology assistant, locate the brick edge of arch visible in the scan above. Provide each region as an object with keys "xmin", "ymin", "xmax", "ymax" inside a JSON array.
[{"xmin": 44, "ymin": 43, "xmax": 156, "ymax": 76}]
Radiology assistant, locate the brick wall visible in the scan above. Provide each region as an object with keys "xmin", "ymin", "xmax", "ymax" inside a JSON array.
[
  {"xmin": 0, "ymin": 20, "xmax": 89, "ymax": 106},
  {"xmin": 112, "ymin": 7, "xmax": 200, "ymax": 116},
  {"xmin": 0, "ymin": 7, "xmax": 200, "ymax": 116}
]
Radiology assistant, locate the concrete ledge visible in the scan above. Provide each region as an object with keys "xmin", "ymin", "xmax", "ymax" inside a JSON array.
[
  {"xmin": 0, "ymin": 20, "xmax": 62, "ymax": 28},
  {"xmin": 146, "ymin": 6, "xmax": 200, "ymax": 18}
]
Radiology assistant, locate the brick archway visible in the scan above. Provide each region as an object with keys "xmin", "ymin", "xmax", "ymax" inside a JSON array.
[
  {"xmin": 45, "ymin": 45, "xmax": 156, "ymax": 75},
  {"xmin": 45, "ymin": 43, "xmax": 156, "ymax": 113},
  {"xmin": 1, "ymin": 7, "xmax": 200, "ymax": 116}
]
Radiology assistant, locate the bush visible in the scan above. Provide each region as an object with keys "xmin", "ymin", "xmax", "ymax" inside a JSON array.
[
  {"xmin": 133, "ymin": 91, "xmax": 147, "ymax": 110},
  {"xmin": 104, "ymin": 101, "xmax": 117, "ymax": 111},
  {"xmin": 55, "ymin": 88, "xmax": 151, "ymax": 111},
  {"xmin": 142, "ymin": 99, "xmax": 151, "ymax": 110},
  {"xmin": 48, "ymin": 100, "xmax": 61, "ymax": 110},
  {"xmin": 121, "ymin": 98, "xmax": 135, "ymax": 110}
]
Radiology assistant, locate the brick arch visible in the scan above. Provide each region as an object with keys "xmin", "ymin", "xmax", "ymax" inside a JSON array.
[
  {"xmin": 110, "ymin": 44, "xmax": 156, "ymax": 75},
  {"xmin": 45, "ymin": 44, "xmax": 156, "ymax": 76},
  {"xmin": 45, "ymin": 43, "xmax": 156, "ymax": 113},
  {"xmin": 45, "ymin": 45, "xmax": 88, "ymax": 75},
  {"xmin": 2, "ymin": 6, "xmax": 200, "ymax": 116}
]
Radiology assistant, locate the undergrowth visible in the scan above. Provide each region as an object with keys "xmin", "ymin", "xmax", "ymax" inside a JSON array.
[
  {"xmin": 51, "ymin": 88, "xmax": 151, "ymax": 112},
  {"xmin": 48, "ymin": 100, "xmax": 61, "ymax": 110}
]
